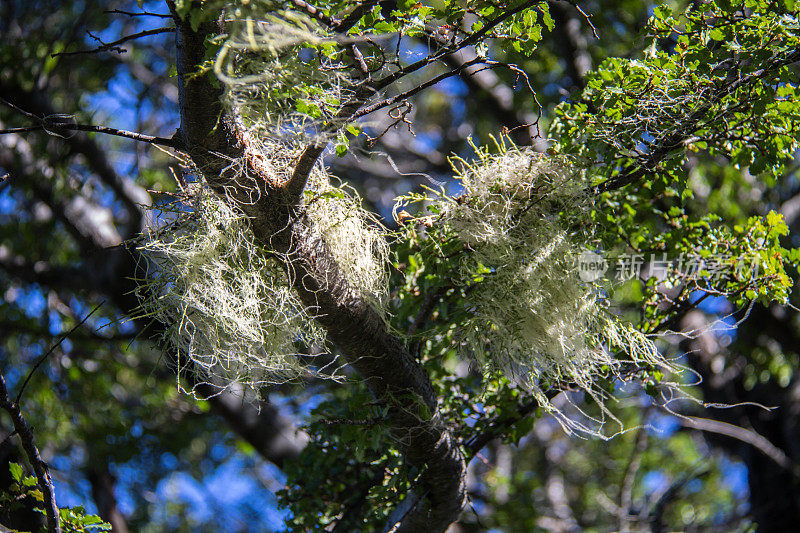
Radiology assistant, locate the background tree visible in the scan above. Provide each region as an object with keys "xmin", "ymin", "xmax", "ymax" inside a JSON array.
[{"xmin": 1, "ymin": 1, "xmax": 799, "ymax": 532}]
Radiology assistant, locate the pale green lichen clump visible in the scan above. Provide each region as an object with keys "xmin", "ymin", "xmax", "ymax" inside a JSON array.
[
  {"xmin": 137, "ymin": 188, "xmax": 329, "ymax": 392},
  {"xmin": 134, "ymin": 3, "xmax": 391, "ymax": 393},
  {"xmin": 214, "ymin": 5, "xmax": 355, "ymax": 144},
  {"xmin": 136, "ymin": 164, "xmax": 389, "ymax": 393},
  {"xmin": 304, "ymin": 172, "xmax": 390, "ymax": 308},
  {"xmin": 437, "ymin": 141, "xmax": 672, "ymax": 432}
]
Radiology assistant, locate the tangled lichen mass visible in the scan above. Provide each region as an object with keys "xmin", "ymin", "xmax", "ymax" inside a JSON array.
[
  {"xmin": 135, "ymin": 161, "xmax": 395, "ymax": 393},
  {"xmin": 398, "ymin": 142, "xmax": 674, "ymax": 432},
  {"xmin": 136, "ymin": 5, "xmax": 673, "ymax": 421},
  {"xmin": 136, "ymin": 187, "xmax": 327, "ymax": 391},
  {"xmin": 135, "ymin": 138, "xmax": 675, "ymax": 428}
]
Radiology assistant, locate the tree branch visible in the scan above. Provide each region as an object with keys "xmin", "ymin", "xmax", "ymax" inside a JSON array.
[
  {"xmin": 192, "ymin": 383, "xmax": 308, "ymax": 468},
  {"xmin": 0, "ymin": 245, "xmax": 97, "ymax": 292},
  {"xmin": 443, "ymin": 47, "xmax": 538, "ymax": 144},
  {"xmin": 0, "ymin": 137, "xmax": 123, "ymax": 252},
  {"xmin": 678, "ymin": 415, "xmax": 799, "ymax": 476},
  {"xmin": 1, "ymin": 50, "xmax": 306, "ymax": 474},
  {"xmin": 465, "ymin": 398, "xmax": 541, "ymax": 458},
  {"xmin": 593, "ymin": 48, "xmax": 800, "ymax": 194},
  {"xmin": 0, "ymin": 122, "xmax": 182, "ymax": 149},
  {"xmin": 170, "ymin": 3, "xmax": 468, "ymax": 530},
  {"xmin": 0, "ymin": 93, "xmax": 181, "ymax": 150},
  {"xmin": 0, "ymin": 374, "xmax": 61, "ymax": 533},
  {"xmin": 0, "ymin": 82, "xmax": 153, "ymax": 237},
  {"xmin": 53, "ymin": 27, "xmax": 174, "ymax": 57},
  {"xmin": 283, "ymin": 0, "xmax": 539, "ymax": 200},
  {"xmin": 104, "ymin": 9, "xmax": 172, "ymax": 19},
  {"xmin": 648, "ymin": 466, "xmax": 710, "ymax": 533},
  {"xmin": 86, "ymin": 460, "xmax": 130, "ymax": 533}
]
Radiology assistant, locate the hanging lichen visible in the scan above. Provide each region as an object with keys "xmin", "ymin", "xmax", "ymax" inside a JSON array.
[
  {"xmin": 395, "ymin": 139, "xmax": 674, "ymax": 432},
  {"xmin": 133, "ymin": 4, "xmax": 392, "ymax": 394},
  {"xmin": 136, "ymin": 187, "xmax": 330, "ymax": 391},
  {"xmin": 135, "ymin": 161, "xmax": 389, "ymax": 393}
]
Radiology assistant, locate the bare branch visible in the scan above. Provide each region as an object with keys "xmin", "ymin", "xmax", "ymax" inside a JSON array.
[
  {"xmin": 565, "ymin": 0, "xmax": 598, "ymax": 39},
  {"xmin": 374, "ymin": 1, "xmax": 540, "ymax": 93},
  {"xmin": 104, "ymin": 9, "xmax": 172, "ymax": 19},
  {"xmin": 0, "ymin": 121, "xmax": 182, "ymax": 149},
  {"xmin": 442, "ymin": 47, "xmax": 539, "ymax": 144},
  {"xmin": 353, "ymin": 57, "xmax": 489, "ymax": 119},
  {"xmin": 52, "ymin": 27, "xmax": 174, "ymax": 57},
  {"xmin": 0, "ymin": 83, "xmax": 153, "ymax": 236},
  {"xmin": 678, "ymin": 415, "xmax": 799, "ymax": 476}
]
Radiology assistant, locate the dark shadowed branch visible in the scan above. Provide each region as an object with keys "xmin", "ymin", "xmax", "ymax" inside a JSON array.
[
  {"xmin": 0, "ymin": 374, "xmax": 61, "ymax": 533},
  {"xmin": 53, "ymin": 27, "xmax": 174, "ymax": 57}
]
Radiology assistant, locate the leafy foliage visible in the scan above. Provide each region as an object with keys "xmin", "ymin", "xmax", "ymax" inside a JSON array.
[
  {"xmin": 2, "ymin": 463, "xmax": 111, "ymax": 532},
  {"xmin": 2, "ymin": 0, "xmax": 800, "ymax": 531}
]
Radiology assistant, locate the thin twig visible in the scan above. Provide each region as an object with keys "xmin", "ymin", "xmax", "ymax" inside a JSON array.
[
  {"xmin": 0, "ymin": 374, "xmax": 62, "ymax": 533},
  {"xmin": 15, "ymin": 301, "xmax": 104, "ymax": 404},
  {"xmin": 52, "ymin": 27, "xmax": 174, "ymax": 57},
  {"xmin": 374, "ymin": 0, "xmax": 539, "ymax": 93},
  {"xmin": 353, "ymin": 57, "xmax": 486, "ymax": 119},
  {"xmin": 0, "ymin": 126, "xmax": 42, "ymax": 135},
  {"xmin": 320, "ymin": 416, "xmax": 384, "ymax": 426},
  {"xmin": 568, "ymin": 1, "xmax": 599, "ymax": 39},
  {"xmin": 104, "ymin": 9, "xmax": 172, "ymax": 18},
  {"xmin": 0, "ymin": 118, "xmax": 182, "ymax": 149},
  {"xmin": 0, "ymin": 320, "xmax": 136, "ymax": 343}
]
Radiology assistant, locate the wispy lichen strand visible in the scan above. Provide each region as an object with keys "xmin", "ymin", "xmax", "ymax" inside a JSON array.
[
  {"xmin": 398, "ymin": 142, "xmax": 674, "ymax": 432},
  {"xmin": 214, "ymin": 6, "xmax": 355, "ymax": 144},
  {"xmin": 136, "ymin": 189, "xmax": 332, "ymax": 391},
  {"xmin": 136, "ymin": 161, "xmax": 389, "ymax": 392}
]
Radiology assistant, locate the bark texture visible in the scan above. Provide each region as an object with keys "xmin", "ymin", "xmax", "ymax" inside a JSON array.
[{"xmin": 169, "ymin": 3, "xmax": 467, "ymax": 530}]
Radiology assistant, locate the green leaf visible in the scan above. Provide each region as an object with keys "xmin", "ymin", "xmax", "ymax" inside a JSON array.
[{"xmin": 9, "ymin": 462, "xmax": 23, "ymax": 482}]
